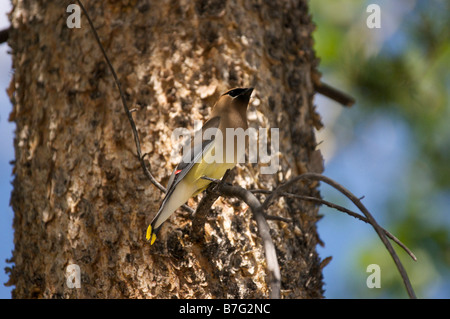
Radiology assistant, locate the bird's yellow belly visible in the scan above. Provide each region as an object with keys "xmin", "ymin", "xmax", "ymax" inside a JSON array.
[
  {"xmin": 191, "ymin": 160, "xmax": 235, "ymax": 194},
  {"xmin": 183, "ymin": 137, "xmax": 238, "ymax": 195}
]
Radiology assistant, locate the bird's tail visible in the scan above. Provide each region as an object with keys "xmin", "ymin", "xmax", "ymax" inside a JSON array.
[
  {"xmin": 146, "ymin": 204, "xmax": 165, "ymax": 245},
  {"xmin": 146, "ymin": 181, "xmax": 196, "ymax": 245}
]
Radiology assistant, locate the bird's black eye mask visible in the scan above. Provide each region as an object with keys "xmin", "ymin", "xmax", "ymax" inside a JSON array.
[{"xmin": 225, "ymin": 88, "xmax": 247, "ymax": 97}]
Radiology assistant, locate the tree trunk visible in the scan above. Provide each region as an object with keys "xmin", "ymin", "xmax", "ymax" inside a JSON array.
[{"xmin": 7, "ymin": 0, "xmax": 324, "ymax": 298}]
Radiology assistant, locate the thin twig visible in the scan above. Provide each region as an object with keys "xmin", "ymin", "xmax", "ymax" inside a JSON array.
[
  {"xmin": 201, "ymin": 176, "xmax": 281, "ymax": 299},
  {"xmin": 314, "ymin": 81, "xmax": 355, "ymax": 107},
  {"xmin": 311, "ymin": 71, "xmax": 355, "ymax": 107},
  {"xmin": 76, "ymin": 0, "xmax": 193, "ymax": 214},
  {"xmin": 263, "ymin": 213, "xmax": 292, "ymax": 223},
  {"xmin": 0, "ymin": 27, "xmax": 9, "ymax": 44},
  {"xmin": 263, "ymin": 173, "xmax": 417, "ymax": 298}
]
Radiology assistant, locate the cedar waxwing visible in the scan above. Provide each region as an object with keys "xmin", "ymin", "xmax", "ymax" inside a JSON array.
[{"xmin": 146, "ymin": 87, "xmax": 254, "ymax": 245}]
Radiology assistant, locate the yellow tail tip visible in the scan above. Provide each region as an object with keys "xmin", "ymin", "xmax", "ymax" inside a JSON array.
[{"xmin": 146, "ymin": 225, "xmax": 157, "ymax": 245}]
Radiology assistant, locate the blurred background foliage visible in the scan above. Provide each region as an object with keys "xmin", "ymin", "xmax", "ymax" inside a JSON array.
[{"xmin": 310, "ymin": 0, "xmax": 449, "ymax": 298}]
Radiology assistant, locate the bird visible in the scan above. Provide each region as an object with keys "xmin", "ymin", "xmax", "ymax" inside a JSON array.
[{"xmin": 146, "ymin": 87, "xmax": 254, "ymax": 245}]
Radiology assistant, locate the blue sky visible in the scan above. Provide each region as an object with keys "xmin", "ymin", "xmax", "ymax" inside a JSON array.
[{"xmin": 0, "ymin": 2, "xmax": 14, "ymax": 299}]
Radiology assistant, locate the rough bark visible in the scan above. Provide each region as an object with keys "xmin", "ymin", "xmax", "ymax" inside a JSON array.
[{"xmin": 7, "ymin": 0, "xmax": 324, "ymax": 298}]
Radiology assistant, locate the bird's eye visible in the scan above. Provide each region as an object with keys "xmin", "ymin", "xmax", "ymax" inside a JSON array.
[{"xmin": 226, "ymin": 88, "xmax": 246, "ymax": 97}]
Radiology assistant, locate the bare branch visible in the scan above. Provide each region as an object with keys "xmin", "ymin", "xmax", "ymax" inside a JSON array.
[
  {"xmin": 314, "ymin": 81, "xmax": 355, "ymax": 107},
  {"xmin": 311, "ymin": 71, "xmax": 355, "ymax": 107},
  {"xmin": 263, "ymin": 173, "xmax": 417, "ymax": 299},
  {"xmin": 201, "ymin": 175, "xmax": 281, "ymax": 299},
  {"xmin": 253, "ymin": 189, "xmax": 416, "ymax": 261},
  {"xmin": 0, "ymin": 27, "xmax": 9, "ymax": 44},
  {"xmin": 263, "ymin": 213, "xmax": 292, "ymax": 223}
]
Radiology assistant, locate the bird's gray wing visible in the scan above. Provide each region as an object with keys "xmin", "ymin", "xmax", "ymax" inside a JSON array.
[{"xmin": 163, "ymin": 116, "xmax": 221, "ymax": 201}]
